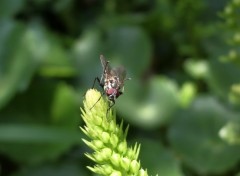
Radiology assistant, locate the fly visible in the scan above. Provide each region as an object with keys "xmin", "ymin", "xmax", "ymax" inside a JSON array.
[{"xmin": 91, "ymin": 55, "xmax": 130, "ymax": 111}]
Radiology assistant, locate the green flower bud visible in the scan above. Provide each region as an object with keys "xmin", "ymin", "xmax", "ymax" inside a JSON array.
[
  {"xmin": 93, "ymin": 115, "xmax": 103, "ymax": 126},
  {"xmin": 118, "ymin": 140, "xmax": 127, "ymax": 154},
  {"xmin": 101, "ymin": 131, "xmax": 110, "ymax": 143},
  {"xmin": 93, "ymin": 151, "xmax": 105, "ymax": 162},
  {"xmin": 130, "ymin": 160, "xmax": 140, "ymax": 173},
  {"xmin": 110, "ymin": 152, "xmax": 121, "ymax": 167},
  {"xmin": 100, "ymin": 148, "xmax": 112, "ymax": 160},
  {"xmin": 110, "ymin": 171, "xmax": 122, "ymax": 176},
  {"xmin": 102, "ymin": 164, "xmax": 114, "ymax": 175},
  {"xmin": 88, "ymin": 125, "xmax": 103, "ymax": 138},
  {"xmin": 81, "ymin": 89, "xmax": 149, "ymax": 176},
  {"xmin": 126, "ymin": 148, "xmax": 135, "ymax": 160},
  {"xmin": 92, "ymin": 139, "xmax": 104, "ymax": 149},
  {"xmin": 110, "ymin": 133, "xmax": 119, "ymax": 148},
  {"xmin": 109, "ymin": 118, "xmax": 117, "ymax": 132},
  {"xmin": 120, "ymin": 157, "xmax": 130, "ymax": 171},
  {"xmin": 139, "ymin": 169, "xmax": 148, "ymax": 176}
]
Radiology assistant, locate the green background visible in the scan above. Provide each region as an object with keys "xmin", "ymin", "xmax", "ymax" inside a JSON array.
[{"xmin": 0, "ymin": 0, "xmax": 240, "ymax": 175}]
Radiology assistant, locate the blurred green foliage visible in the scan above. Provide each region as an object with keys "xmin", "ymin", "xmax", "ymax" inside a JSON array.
[{"xmin": 0, "ymin": 0, "xmax": 240, "ymax": 176}]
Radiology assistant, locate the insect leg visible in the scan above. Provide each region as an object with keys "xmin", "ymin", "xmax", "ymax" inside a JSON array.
[
  {"xmin": 82, "ymin": 78, "xmax": 101, "ymax": 99},
  {"xmin": 107, "ymin": 100, "xmax": 115, "ymax": 114},
  {"xmin": 90, "ymin": 91, "xmax": 105, "ymax": 110},
  {"xmin": 92, "ymin": 77, "xmax": 102, "ymax": 89},
  {"xmin": 89, "ymin": 77, "xmax": 105, "ymax": 110}
]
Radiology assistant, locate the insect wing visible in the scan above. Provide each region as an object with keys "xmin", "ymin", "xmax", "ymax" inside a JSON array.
[
  {"xmin": 110, "ymin": 66, "xmax": 127, "ymax": 87},
  {"xmin": 99, "ymin": 55, "xmax": 111, "ymax": 84},
  {"xmin": 100, "ymin": 55, "xmax": 111, "ymax": 74}
]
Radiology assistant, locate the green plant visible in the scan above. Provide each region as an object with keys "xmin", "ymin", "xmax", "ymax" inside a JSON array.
[{"xmin": 80, "ymin": 89, "xmax": 148, "ymax": 176}]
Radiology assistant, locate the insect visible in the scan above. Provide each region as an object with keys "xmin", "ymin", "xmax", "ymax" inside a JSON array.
[{"xmin": 91, "ymin": 55, "xmax": 130, "ymax": 111}]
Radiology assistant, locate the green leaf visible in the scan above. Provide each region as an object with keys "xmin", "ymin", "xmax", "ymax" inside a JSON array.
[
  {"xmin": 39, "ymin": 34, "xmax": 77, "ymax": 78},
  {"xmin": 179, "ymin": 82, "xmax": 197, "ymax": 108},
  {"xmin": 219, "ymin": 118, "xmax": 240, "ymax": 145},
  {"xmin": 12, "ymin": 161, "xmax": 88, "ymax": 176},
  {"xmin": 229, "ymin": 83, "xmax": 240, "ymax": 106},
  {"xmin": 0, "ymin": 20, "xmax": 47, "ymax": 110},
  {"xmin": 0, "ymin": 0, "xmax": 24, "ymax": 18},
  {"xmin": 0, "ymin": 124, "xmax": 81, "ymax": 143},
  {"xmin": 105, "ymin": 26, "xmax": 152, "ymax": 77},
  {"xmin": 184, "ymin": 59, "xmax": 208, "ymax": 79},
  {"xmin": 72, "ymin": 27, "xmax": 103, "ymax": 81},
  {"xmin": 206, "ymin": 59, "xmax": 240, "ymax": 100},
  {"xmin": 138, "ymin": 138, "xmax": 183, "ymax": 176},
  {"xmin": 168, "ymin": 96, "xmax": 240, "ymax": 174},
  {"xmin": 0, "ymin": 81, "xmax": 81, "ymax": 164},
  {"xmin": 118, "ymin": 76, "xmax": 180, "ymax": 129},
  {"xmin": 0, "ymin": 124, "xmax": 81, "ymax": 164},
  {"xmin": 51, "ymin": 82, "xmax": 80, "ymax": 127}
]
